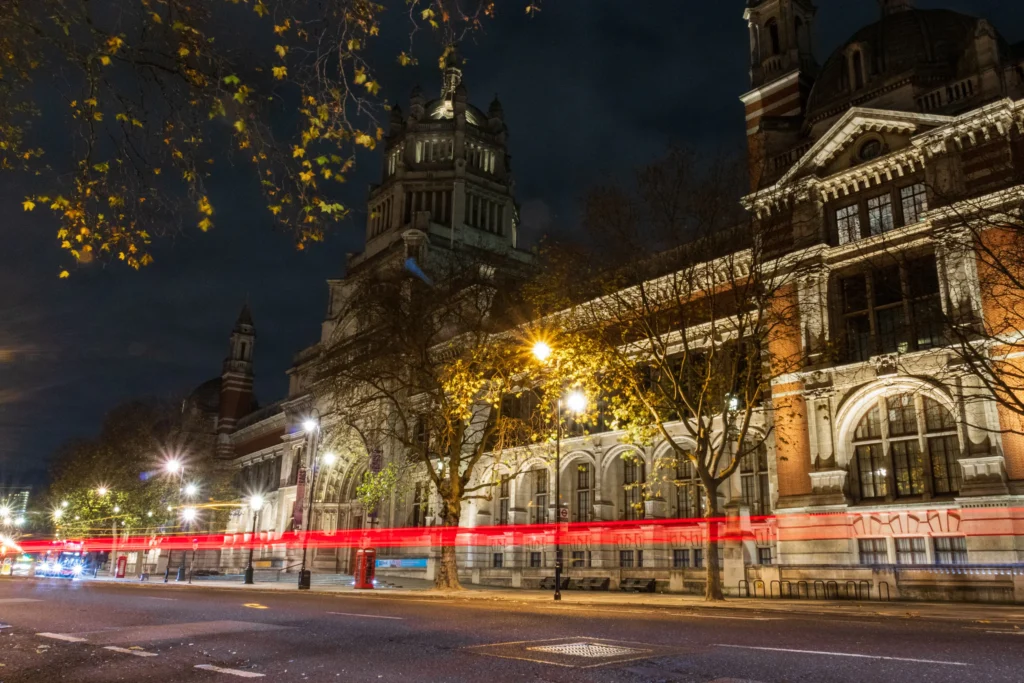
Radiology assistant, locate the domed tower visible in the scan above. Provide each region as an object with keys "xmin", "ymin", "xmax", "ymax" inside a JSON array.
[
  {"xmin": 741, "ymin": 0, "xmax": 819, "ymax": 190},
  {"xmin": 216, "ymin": 304, "xmax": 256, "ymax": 458},
  {"xmin": 352, "ymin": 44, "xmax": 528, "ymax": 277}
]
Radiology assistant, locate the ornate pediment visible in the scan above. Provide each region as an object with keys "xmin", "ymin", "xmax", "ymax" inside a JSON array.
[{"xmin": 777, "ymin": 108, "xmax": 953, "ymax": 186}]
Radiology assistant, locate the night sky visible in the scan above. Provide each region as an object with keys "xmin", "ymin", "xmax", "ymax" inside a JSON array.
[{"xmin": 2, "ymin": 0, "xmax": 1022, "ymax": 489}]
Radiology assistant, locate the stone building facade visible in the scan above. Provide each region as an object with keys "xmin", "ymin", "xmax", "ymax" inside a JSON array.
[{"xmin": 191, "ymin": 2, "xmax": 1024, "ymax": 600}]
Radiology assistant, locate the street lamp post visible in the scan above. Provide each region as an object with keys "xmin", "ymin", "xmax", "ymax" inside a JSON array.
[
  {"xmin": 532, "ymin": 341, "xmax": 587, "ymax": 602},
  {"xmin": 244, "ymin": 495, "xmax": 263, "ymax": 585},
  {"xmin": 298, "ymin": 414, "xmax": 327, "ymax": 590}
]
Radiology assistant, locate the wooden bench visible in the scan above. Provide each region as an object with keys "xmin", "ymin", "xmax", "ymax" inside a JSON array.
[
  {"xmin": 569, "ymin": 577, "xmax": 610, "ymax": 591},
  {"xmin": 538, "ymin": 576, "xmax": 570, "ymax": 590},
  {"xmin": 619, "ymin": 578, "xmax": 656, "ymax": 593}
]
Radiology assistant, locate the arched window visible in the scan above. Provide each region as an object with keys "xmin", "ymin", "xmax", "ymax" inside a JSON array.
[
  {"xmin": 676, "ymin": 457, "xmax": 705, "ymax": 520},
  {"xmin": 850, "ymin": 394, "xmax": 960, "ymax": 501},
  {"xmin": 623, "ymin": 457, "xmax": 645, "ymax": 521},
  {"xmin": 574, "ymin": 462, "xmax": 594, "ymax": 523},
  {"xmin": 852, "ymin": 50, "xmax": 865, "ymax": 90},
  {"xmin": 766, "ymin": 19, "xmax": 781, "ymax": 56}
]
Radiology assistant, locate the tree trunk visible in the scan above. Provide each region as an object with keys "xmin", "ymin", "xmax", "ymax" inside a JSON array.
[
  {"xmin": 703, "ymin": 484, "xmax": 724, "ymax": 601},
  {"xmin": 433, "ymin": 501, "xmax": 462, "ymax": 590}
]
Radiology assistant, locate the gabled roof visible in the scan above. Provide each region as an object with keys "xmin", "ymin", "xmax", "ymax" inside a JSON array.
[{"xmin": 774, "ymin": 107, "xmax": 953, "ymax": 188}]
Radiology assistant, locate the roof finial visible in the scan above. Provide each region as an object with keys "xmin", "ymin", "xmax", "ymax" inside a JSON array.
[{"xmin": 440, "ymin": 43, "xmax": 463, "ymax": 100}]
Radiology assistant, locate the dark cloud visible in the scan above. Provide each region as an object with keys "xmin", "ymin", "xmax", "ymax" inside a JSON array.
[{"xmin": 1, "ymin": 0, "xmax": 1022, "ymax": 488}]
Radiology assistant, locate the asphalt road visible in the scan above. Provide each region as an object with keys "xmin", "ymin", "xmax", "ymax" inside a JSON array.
[{"xmin": 1, "ymin": 578, "xmax": 1022, "ymax": 682}]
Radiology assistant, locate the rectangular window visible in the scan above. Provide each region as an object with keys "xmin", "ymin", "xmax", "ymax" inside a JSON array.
[
  {"xmin": 624, "ymin": 459, "xmax": 645, "ymax": 521},
  {"xmin": 758, "ymin": 547, "xmax": 773, "ymax": 566},
  {"xmin": 836, "ymin": 255, "xmax": 942, "ymax": 362},
  {"xmin": 498, "ymin": 476, "xmax": 510, "ymax": 526},
  {"xmin": 619, "ymin": 550, "xmax": 634, "ymax": 568},
  {"xmin": 895, "ymin": 537, "xmax": 927, "ymax": 565},
  {"xmin": 740, "ymin": 448, "xmax": 770, "ymax": 516},
  {"xmin": 672, "ymin": 549, "xmax": 690, "ymax": 569},
  {"xmin": 856, "ymin": 443, "xmax": 888, "ymax": 499},
  {"xmin": 529, "ymin": 552, "xmax": 542, "ymax": 568},
  {"xmin": 867, "ymin": 194, "xmax": 895, "ymax": 235},
  {"xmin": 836, "ymin": 204, "xmax": 861, "ymax": 244},
  {"xmin": 891, "ymin": 440, "xmax": 925, "ymax": 496},
  {"xmin": 571, "ymin": 551, "xmax": 590, "ymax": 568},
  {"xmin": 929, "ymin": 435, "xmax": 961, "ymax": 495},
  {"xmin": 693, "ymin": 548, "xmax": 704, "ymax": 569},
  {"xmin": 493, "ymin": 552, "xmax": 503, "ymax": 568},
  {"xmin": 858, "ymin": 538, "xmax": 888, "ymax": 565},
  {"xmin": 532, "ymin": 469, "xmax": 548, "ymax": 525},
  {"xmin": 575, "ymin": 463, "xmax": 593, "ymax": 523},
  {"xmin": 900, "ymin": 184, "xmax": 928, "ymax": 225},
  {"xmin": 934, "ymin": 536, "xmax": 968, "ymax": 565}
]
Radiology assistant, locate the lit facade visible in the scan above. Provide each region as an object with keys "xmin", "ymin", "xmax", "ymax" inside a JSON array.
[{"xmin": 190, "ymin": 3, "xmax": 1024, "ymax": 600}]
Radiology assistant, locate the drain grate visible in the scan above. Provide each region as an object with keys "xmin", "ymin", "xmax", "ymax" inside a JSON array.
[{"xmin": 527, "ymin": 642, "xmax": 647, "ymax": 658}]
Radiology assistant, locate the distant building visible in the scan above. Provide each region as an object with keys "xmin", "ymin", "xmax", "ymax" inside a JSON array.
[{"xmin": 0, "ymin": 489, "xmax": 30, "ymax": 518}]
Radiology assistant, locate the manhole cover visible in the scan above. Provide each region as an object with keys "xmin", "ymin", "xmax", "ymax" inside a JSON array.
[
  {"xmin": 528, "ymin": 642, "xmax": 647, "ymax": 658},
  {"xmin": 466, "ymin": 637, "xmax": 691, "ymax": 669}
]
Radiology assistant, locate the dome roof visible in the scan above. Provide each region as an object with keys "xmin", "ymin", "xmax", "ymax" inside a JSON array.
[
  {"xmin": 186, "ymin": 377, "xmax": 221, "ymax": 413},
  {"xmin": 806, "ymin": 9, "xmax": 1000, "ymax": 120}
]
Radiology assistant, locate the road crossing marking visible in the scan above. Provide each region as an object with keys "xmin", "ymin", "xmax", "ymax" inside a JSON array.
[
  {"xmin": 37, "ymin": 633, "xmax": 88, "ymax": 643},
  {"xmin": 104, "ymin": 646, "xmax": 158, "ymax": 657},
  {"xmin": 194, "ymin": 664, "xmax": 265, "ymax": 678},
  {"xmin": 715, "ymin": 644, "xmax": 969, "ymax": 666},
  {"xmin": 327, "ymin": 611, "xmax": 404, "ymax": 620}
]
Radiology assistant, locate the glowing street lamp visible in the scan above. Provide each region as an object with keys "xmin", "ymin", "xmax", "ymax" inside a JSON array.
[
  {"xmin": 322, "ymin": 452, "xmax": 338, "ymax": 467},
  {"xmin": 181, "ymin": 507, "xmax": 197, "ymax": 523},
  {"xmin": 531, "ymin": 340, "xmax": 552, "ymax": 363},
  {"xmin": 184, "ymin": 484, "xmax": 198, "ymax": 497},
  {"xmin": 0, "ymin": 506, "xmax": 10, "ymax": 519},
  {"xmin": 165, "ymin": 459, "xmax": 182, "ymax": 475},
  {"xmin": 52, "ymin": 509, "xmax": 64, "ymax": 521},
  {"xmin": 96, "ymin": 487, "xmax": 109, "ymax": 497},
  {"xmin": 303, "ymin": 419, "xmax": 318, "ymax": 434},
  {"xmin": 60, "ymin": 501, "xmax": 69, "ymax": 508},
  {"xmin": 244, "ymin": 494, "xmax": 264, "ymax": 585}
]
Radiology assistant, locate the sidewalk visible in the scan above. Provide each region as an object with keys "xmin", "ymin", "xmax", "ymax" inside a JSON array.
[{"xmin": 68, "ymin": 574, "xmax": 1024, "ymax": 625}]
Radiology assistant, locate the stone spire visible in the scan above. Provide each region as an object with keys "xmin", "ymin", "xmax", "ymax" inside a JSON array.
[{"xmin": 440, "ymin": 43, "xmax": 463, "ymax": 102}]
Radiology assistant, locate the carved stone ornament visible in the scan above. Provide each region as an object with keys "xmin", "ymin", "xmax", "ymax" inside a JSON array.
[
  {"xmin": 809, "ymin": 469, "xmax": 848, "ymax": 495},
  {"xmin": 874, "ymin": 353, "xmax": 899, "ymax": 377}
]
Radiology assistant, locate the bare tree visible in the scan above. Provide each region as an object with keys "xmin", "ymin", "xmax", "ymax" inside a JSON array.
[{"xmin": 532, "ymin": 148, "xmax": 803, "ymax": 600}]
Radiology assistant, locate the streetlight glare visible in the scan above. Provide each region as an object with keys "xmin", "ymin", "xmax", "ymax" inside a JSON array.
[
  {"xmin": 113, "ymin": 506, "xmax": 120, "ymax": 513},
  {"xmin": 60, "ymin": 500, "xmax": 69, "ymax": 508},
  {"xmin": 0, "ymin": 506, "xmax": 9, "ymax": 518},
  {"xmin": 303, "ymin": 418, "xmax": 318, "ymax": 433},
  {"xmin": 185, "ymin": 484, "xmax": 198, "ymax": 497},
  {"xmin": 165, "ymin": 459, "xmax": 182, "ymax": 474},
  {"xmin": 566, "ymin": 390, "xmax": 588, "ymax": 414},
  {"xmin": 52, "ymin": 509, "xmax": 64, "ymax": 520},
  {"xmin": 322, "ymin": 452, "xmax": 338, "ymax": 466},
  {"xmin": 531, "ymin": 340, "xmax": 552, "ymax": 362},
  {"xmin": 97, "ymin": 486, "xmax": 109, "ymax": 496},
  {"xmin": 182, "ymin": 508, "xmax": 198, "ymax": 522},
  {"xmin": 249, "ymin": 494, "xmax": 264, "ymax": 511}
]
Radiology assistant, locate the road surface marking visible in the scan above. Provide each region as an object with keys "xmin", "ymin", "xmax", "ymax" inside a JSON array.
[
  {"xmin": 242, "ymin": 603, "xmax": 268, "ymax": 609},
  {"xmin": 985, "ymin": 630, "xmax": 1024, "ymax": 636},
  {"xmin": 104, "ymin": 646, "xmax": 157, "ymax": 657},
  {"xmin": 0, "ymin": 599, "xmax": 41, "ymax": 604},
  {"xmin": 194, "ymin": 664, "xmax": 265, "ymax": 678},
  {"xmin": 142, "ymin": 597, "xmax": 177, "ymax": 601},
  {"xmin": 37, "ymin": 633, "xmax": 88, "ymax": 643},
  {"xmin": 327, "ymin": 611, "xmax": 404, "ymax": 620},
  {"xmin": 716, "ymin": 644, "xmax": 969, "ymax": 666}
]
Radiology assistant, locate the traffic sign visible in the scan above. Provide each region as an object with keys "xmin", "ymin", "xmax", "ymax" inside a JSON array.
[
  {"xmin": 558, "ymin": 506, "xmax": 569, "ymax": 521},
  {"xmin": 192, "ymin": 539, "xmax": 199, "ymax": 551}
]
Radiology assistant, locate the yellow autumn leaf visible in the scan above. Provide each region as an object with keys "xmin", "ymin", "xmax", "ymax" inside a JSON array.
[
  {"xmin": 272, "ymin": 66, "xmax": 287, "ymax": 80},
  {"xmin": 59, "ymin": 270, "xmax": 70, "ymax": 279},
  {"xmin": 353, "ymin": 68, "xmax": 367, "ymax": 85},
  {"xmin": 274, "ymin": 45, "xmax": 287, "ymax": 59},
  {"xmin": 269, "ymin": 205, "xmax": 282, "ymax": 215},
  {"xmin": 198, "ymin": 196, "xmax": 213, "ymax": 215},
  {"xmin": 354, "ymin": 133, "xmax": 375, "ymax": 149},
  {"xmin": 198, "ymin": 217, "xmax": 213, "ymax": 231},
  {"xmin": 178, "ymin": 47, "xmax": 190, "ymax": 57},
  {"xmin": 234, "ymin": 119, "xmax": 246, "ymax": 132},
  {"xmin": 292, "ymin": 146, "xmax": 305, "ymax": 158},
  {"xmin": 150, "ymin": 11, "xmax": 162, "ymax": 24},
  {"xmin": 99, "ymin": 55, "xmax": 111, "ymax": 66},
  {"xmin": 22, "ymin": 199, "xmax": 35, "ymax": 211}
]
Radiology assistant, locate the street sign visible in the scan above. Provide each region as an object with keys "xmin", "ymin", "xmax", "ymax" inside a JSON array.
[{"xmin": 558, "ymin": 506, "xmax": 569, "ymax": 521}]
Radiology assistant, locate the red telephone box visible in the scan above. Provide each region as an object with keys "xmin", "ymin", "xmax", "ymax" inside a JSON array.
[
  {"xmin": 115, "ymin": 555, "xmax": 127, "ymax": 579},
  {"xmin": 353, "ymin": 548, "xmax": 376, "ymax": 589}
]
